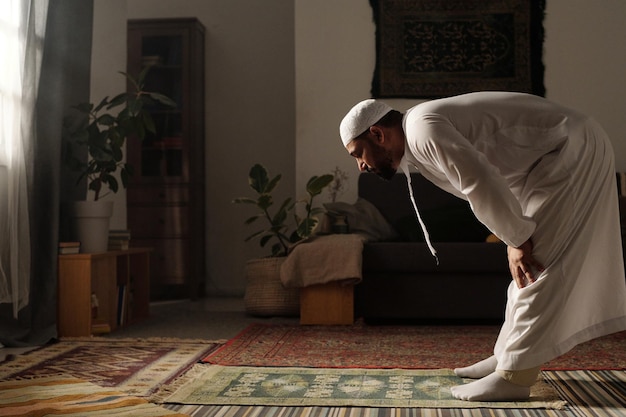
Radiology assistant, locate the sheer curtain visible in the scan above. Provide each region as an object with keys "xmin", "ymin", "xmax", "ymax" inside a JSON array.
[{"xmin": 0, "ymin": 0, "xmax": 48, "ymax": 318}]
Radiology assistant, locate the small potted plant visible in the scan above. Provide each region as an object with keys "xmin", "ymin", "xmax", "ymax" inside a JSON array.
[
  {"xmin": 63, "ymin": 67, "xmax": 175, "ymax": 252},
  {"xmin": 233, "ymin": 164, "xmax": 333, "ymax": 316}
]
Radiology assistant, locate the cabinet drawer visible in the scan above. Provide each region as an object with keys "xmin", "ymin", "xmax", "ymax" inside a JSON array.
[
  {"xmin": 132, "ymin": 238, "xmax": 189, "ymax": 285},
  {"xmin": 127, "ymin": 186, "xmax": 189, "ymax": 204},
  {"xmin": 128, "ymin": 206, "xmax": 189, "ymax": 238}
]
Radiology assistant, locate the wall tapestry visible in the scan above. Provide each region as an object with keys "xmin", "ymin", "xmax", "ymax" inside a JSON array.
[{"xmin": 370, "ymin": 0, "xmax": 546, "ymax": 98}]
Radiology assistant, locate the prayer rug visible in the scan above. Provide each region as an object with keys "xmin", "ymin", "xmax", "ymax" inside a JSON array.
[
  {"xmin": 160, "ymin": 365, "xmax": 565, "ymax": 409},
  {"xmin": 370, "ymin": 0, "xmax": 546, "ymax": 98},
  {"xmin": 0, "ymin": 337, "xmax": 222, "ymax": 398},
  {"xmin": 0, "ymin": 376, "xmax": 187, "ymax": 417},
  {"xmin": 162, "ymin": 371, "xmax": 625, "ymax": 417},
  {"xmin": 202, "ymin": 323, "xmax": 626, "ymax": 370}
]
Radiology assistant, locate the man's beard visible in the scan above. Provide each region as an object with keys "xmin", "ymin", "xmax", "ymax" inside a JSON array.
[{"xmin": 373, "ymin": 147, "xmax": 397, "ymax": 181}]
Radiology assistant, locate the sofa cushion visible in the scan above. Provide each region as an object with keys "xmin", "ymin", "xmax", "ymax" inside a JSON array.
[{"xmin": 324, "ymin": 198, "xmax": 398, "ymax": 241}]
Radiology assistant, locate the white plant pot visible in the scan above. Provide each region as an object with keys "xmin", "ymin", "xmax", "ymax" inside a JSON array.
[{"xmin": 68, "ymin": 201, "xmax": 114, "ymax": 253}]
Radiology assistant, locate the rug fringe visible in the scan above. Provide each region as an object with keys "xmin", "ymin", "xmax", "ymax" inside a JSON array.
[
  {"xmin": 532, "ymin": 374, "xmax": 568, "ymax": 410},
  {"xmin": 149, "ymin": 363, "xmax": 210, "ymax": 403}
]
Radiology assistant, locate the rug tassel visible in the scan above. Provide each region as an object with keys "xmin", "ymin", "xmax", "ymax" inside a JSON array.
[{"xmin": 149, "ymin": 363, "xmax": 211, "ymax": 403}]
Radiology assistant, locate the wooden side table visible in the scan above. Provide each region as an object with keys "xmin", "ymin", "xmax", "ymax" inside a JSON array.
[
  {"xmin": 300, "ymin": 281, "xmax": 354, "ymax": 325},
  {"xmin": 57, "ymin": 248, "xmax": 151, "ymax": 337}
]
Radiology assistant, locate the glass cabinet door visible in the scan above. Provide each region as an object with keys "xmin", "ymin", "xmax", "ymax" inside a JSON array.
[
  {"xmin": 127, "ymin": 18, "xmax": 205, "ymax": 301},
  {"xmin": 138, "ymin": 35, "xmax": 185, "ymax": 179}
]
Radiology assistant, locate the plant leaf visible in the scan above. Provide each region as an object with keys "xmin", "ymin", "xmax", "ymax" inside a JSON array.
[
  {"xmin": 232, "ymin": 197, "xmax": 257, "ymax": 204},
  {"xmin": 244, "ymin": 214, "xmax": 262, "ymax": 225},
  {"xmin": 122, "ymin": 70, "xmax": 141, "ymax": 91},
  {"xmin": 147, "ymin": 92, "xmax": 177, "ymax": 108},
  {"xmin": 107, "ymin": 93, "xmax": 128, "ymax": 109},
  {"xmin": 73, "ymin": 102, "xmax": 93, "ymax": 113},
  {"xmin": 93, "ymin": 96, "xmax": 110, "ymax": 112},
  {"xmin": 104, "ymin": 174, "xmax": 118, "ymax": 193},
  {"xmin": 307, "ymin": 174, "xmax": 334, "ymax": 196},
  {"xmin": 271, "ymin": 243, "xmax": 287, "ymax": 257},
  {"xmin": 249, "ymin": 164, "xmax": 269, "ymax": 193},
  {"xmin": 257, "ymin": 194, "xmax": 273, "ymax": 210},
  {"xmin": 141, "ymin": 110, "xmax": 156, "ymax": 134},
  {"xmin": 297, "ymin": 217, "xmax": 318, "ymax": 239},
  {"xmin": 260, "ymin": 234, "xmax": 273, "ymax": 247},
  {"xmin": 272, "ymin": 205, "xmax": 288, "ymax": 226},
  {"xmin": 97, "ymin": 113, "xmax": 116, "ymax": 126},
  {"xmin": 265, "ymin": 174, "xmax": 281, "ymax": 194}
]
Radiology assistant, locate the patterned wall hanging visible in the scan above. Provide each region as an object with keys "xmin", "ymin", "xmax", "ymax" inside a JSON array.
[{"xmin": 370, "ymin": 0, "xmax": 546, "ymax": 98}]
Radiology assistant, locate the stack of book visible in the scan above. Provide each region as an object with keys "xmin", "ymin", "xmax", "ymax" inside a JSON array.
[
  {"xmin": 108, "ymin": 229, "xmax": 131, "ymax": 250},
  {"xmin": 58, "ymin": 241, "xmax": 80, "ymax": 254}
]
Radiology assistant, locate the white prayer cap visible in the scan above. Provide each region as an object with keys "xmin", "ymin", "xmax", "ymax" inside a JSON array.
[{"xmin": 339, "ymin": 99, "xmax": 393, "ymax": 147}]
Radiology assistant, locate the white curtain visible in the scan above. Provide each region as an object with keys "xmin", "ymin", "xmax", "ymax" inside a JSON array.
[{"xmin": 0, "ymin": 0, "xmax": 48, "ymax": 318}]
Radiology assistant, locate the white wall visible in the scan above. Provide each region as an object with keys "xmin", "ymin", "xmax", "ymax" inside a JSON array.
[
  {"xmin": 92, "ymin": 0, "xmax": 626, "ymax": 296},
  {"xmin": 294, "ymin": 1, "xmax": 378, "ymax": 203},
  {"xmin": 543, "ymin": 0, "xmax": 626, "ymax": 165}
]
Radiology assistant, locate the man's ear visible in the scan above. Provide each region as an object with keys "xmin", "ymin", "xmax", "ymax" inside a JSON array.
[{"xmin": 369, "ymin": 125, "xmax": 385, "ymax": 144}]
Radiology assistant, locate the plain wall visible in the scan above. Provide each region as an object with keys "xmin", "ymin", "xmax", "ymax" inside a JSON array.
[{"xmin": 90, "ymin": 0, "xmax": 626, "ymax": 296}]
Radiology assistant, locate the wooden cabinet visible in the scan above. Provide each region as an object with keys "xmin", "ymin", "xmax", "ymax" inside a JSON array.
[
  {"xmin": 57, "ymin": 249, "xmax": 151, "ymax": 337},
  {"xmin": 126, "ymin": 18, "xmax": 205, "ymax": 300}
]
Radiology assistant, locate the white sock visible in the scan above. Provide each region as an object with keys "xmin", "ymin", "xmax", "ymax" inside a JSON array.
[
  {"xmin": 450, "ymin": 372, "xmax": 530, "ymax": 402},
  {"xmin": 454, "ymin": 355, "xmax": 497, "ymax": 379}
]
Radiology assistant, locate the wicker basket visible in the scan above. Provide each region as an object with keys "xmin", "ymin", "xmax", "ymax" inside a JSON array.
[{"xmin": 244, "ymin": 257, "xmax": 300, "ymax": 317}]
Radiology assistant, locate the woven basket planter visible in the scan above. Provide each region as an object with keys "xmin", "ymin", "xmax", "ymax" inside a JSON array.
[{"xmin": 244, "ymin": 257, "xmax": 300, "ymax": 317}]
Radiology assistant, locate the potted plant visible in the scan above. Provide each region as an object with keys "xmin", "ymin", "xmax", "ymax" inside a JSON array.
[
  {"xmin": 233, "ymin": 164, "xmax": 333, "ymax": 316},
  {"xmin": 63, "ymin": 67, "xmax": 175, "ymax": 252}
]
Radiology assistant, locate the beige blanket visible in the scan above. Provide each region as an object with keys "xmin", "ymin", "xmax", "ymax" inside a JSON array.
[{"xmin": 280, "ymin": 234, "xmax": 367, "ymax": 288}]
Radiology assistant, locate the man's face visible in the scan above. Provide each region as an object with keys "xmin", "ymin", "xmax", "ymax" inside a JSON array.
[{"xmin": 347, "ymin": 137, "xmax": 397, "ymax": 180}]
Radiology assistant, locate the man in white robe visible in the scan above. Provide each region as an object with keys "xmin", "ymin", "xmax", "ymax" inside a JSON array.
[{"xmin": 339, "ymin": 92, "xmax": 626, "ymax": 401}]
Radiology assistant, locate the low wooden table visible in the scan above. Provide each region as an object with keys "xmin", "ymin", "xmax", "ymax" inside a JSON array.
[{"xmin": 299, "ymin": 281, "xmax": 354, "ymax": 325}]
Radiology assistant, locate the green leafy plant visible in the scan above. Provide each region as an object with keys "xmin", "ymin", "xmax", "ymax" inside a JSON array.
[
  {"xmin": 63, "ymin": 67, "xmax": 176, "ymax": 201},
  {"xmin": 233, "ymin": 164, "xmax": 334, "ymax": 257}
]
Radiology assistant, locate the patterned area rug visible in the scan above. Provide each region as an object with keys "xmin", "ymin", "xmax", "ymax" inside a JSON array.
[
  {"xmin": 203, "ymin": 323, "xmax": 626, "ymax": 370},
  {"xmin": 0, "ymin": 337, "xmax": 222, "ymax": 398},
  {"xmin": 160, "ymin": 365, "xmax": 564, "ymax": 409},
  {"xmin": 162, "ymin": 369, "xmax": 625, "ymax": 417},
  {"xmin": 0, "ymin": 376, "xmax": 187, "ymax": 417}
]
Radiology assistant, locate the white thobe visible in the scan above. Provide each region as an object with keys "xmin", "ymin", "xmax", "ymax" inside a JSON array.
[{"xmin": 401, "ymin": 91, "xmax": 626, "ymax": 370}]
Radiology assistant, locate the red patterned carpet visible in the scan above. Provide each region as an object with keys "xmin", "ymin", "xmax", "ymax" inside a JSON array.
[{"xmin": 203, "ymin": 322, "xmax": 626, "ymax": 370}]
